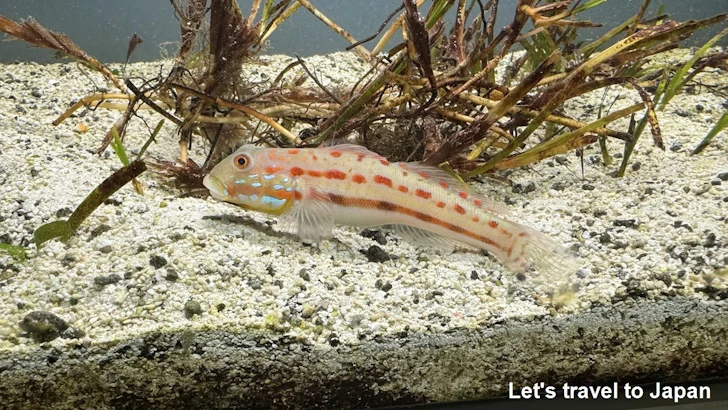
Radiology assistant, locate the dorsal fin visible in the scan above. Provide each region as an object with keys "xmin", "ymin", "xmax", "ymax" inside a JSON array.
[
  {"xmin": 317, "ymin": 144, "xmax": 389, "ymax": 162},
  {"xmin": 393, "ymin": 162, "xmax": 511, "ymax": 216}
]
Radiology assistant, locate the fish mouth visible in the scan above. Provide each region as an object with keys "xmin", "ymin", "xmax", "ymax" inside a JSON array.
[{"xmin": 203, "ymin": 174, "xmax": 229, "ymax": 200}]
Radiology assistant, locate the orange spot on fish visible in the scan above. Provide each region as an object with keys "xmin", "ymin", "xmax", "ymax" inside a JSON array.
[
  {"xmin": 374, "ymin": 175, "xmax": 393, "ymax": 187},
  {"xmin": 294, "ymin": 191, "xmax": 303, "ymax": 200},
  {"xmin": 418, "ymin": 172, "xmax": 429, "ymax": 179},
  {"xmin": 290, "ymin": 167, "xmax": 304, "ymax": 176},
  {"xmin": 507, "ymin": 246, "xmax": 513, "ymax": 256},
  {"xmin": 459, "ymin": 191, "xmax": 468, "ymax": 199},
  {"xmin": 454, "ymin": 204, "xmax": 466, "ymax": 215},
  {"xmin": 499, "ymin": 228, "xmax": 511, "ymax": 236},
  {"xmin": 518, "ymin": 232, "xmax": 527, "ymax": 237},
  {"xmin": 312, "ymin": 155, "xmax": 318, "ymax": 161},
  {"xmin": 402, "ymin": 171, "xmax": 408, "ymax": 177},
  {"xmin": 472, "ymin": 216, "xmax": 480, "ymax": 222},
  {"xmin": 325, "ymin": 170, "xmax": 346, "ymax": 180},
  {"xmin": 265, "ymin": 165, "xmax": 280, "ymax": 174},
  {"xmin": 352, "ymin": 174, "xmax": 366, "ymax": 184},
  {"xmin": 380, "ymin": 159, "xmax": 389, "ymax": 166},
  {"xmin": 415, "ymin": 189, "xmax": 431, "ymax": 199},
  {"xmin": 473, "ymin": 199, "xmax": 483, "ymax": 207},
  {"xmin": 288, "ymin": 149, "xmax": 299, "ymax": 155},
  {"xmin": 488, "ymin": 220, "xmax": 498, "ymax": 229},
  {"xmin": 398, "ymin": 185, "xmax": 408, "ymax": 193},
  {"xmin": 307, "ymin": 170, "xmax": 322, "ymax": 177},
  {"xmin": 436, "ymin": 201, "xmax": 446, "ymax": 208},
  {"xmin": 330, "ymin": 151, "xmax": 342, "ymax": 158},
  {"xmin": 439, "ymin": 181, "xmax": 449, "ymax": 188},
  {"xmin": 357, "ymin": 153, "xmax": 365, "ymax": 162}
]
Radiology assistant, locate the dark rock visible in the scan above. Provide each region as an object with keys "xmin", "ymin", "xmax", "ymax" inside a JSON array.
[
  {"xmin": 184, "ymin": 300, "xmax": 203, "ymax": 319},
  {"xmin": 165, "ymin": 269, "xmax": 179, "ymax": 282},
  {"xmin": 90, "ymin": 224, "xmax": 111, "ymax": 239},
  {"xmin": 298, "ymin": 268, "xmax": 310, "ymax": 281},
  {"xmin": 631, "ymin": 161, "xmax": 641, "ymax": 171},
  {"xmin": 512, "ymin": 182, "xmax": 536, "ymax": 194},
  {"xmin": 55, "ymin": 207, "xmax": 73, "ymax": 218},
  {"xmin": 670, "ymin": 142, "xmax": 682, "ymax": 152},
  {"xmin": 470, "ymin": 270, "xmax": 479, "ymax": 280},
  {"xmin": 551, "ymin": 182, "xmax": 566, "ymax": 191},
  {"xmin": 19, "ymin": 311, "xmax": 69, "ymax": 343},
  {"xmin": 717, "ymin": 172, "xmax": 728, "ymax": 181},
  {"xmin": 582, "ymin": 184, "xmax": 595, "ymax": 191},
  {"xmin": 360, "ymin": 229, "xmax": 387, "ymax": 245},
  {"xmin": 149, "ymin": 255, "xmax": 167, "ymax": 269},
  {"xmin": 704, "ymin": 233, "xmax": 717, "ymax": 248},
  {"xmin": 94, "ymin": 273, "xmax": 122, "ymax": 287},
  {"xmin": 363, "ymin": 245, "xmax": 392, "ymax": 263},
  {"xmin": 614, "ymin": 219, "xmax": 638, "ymax": 228}
]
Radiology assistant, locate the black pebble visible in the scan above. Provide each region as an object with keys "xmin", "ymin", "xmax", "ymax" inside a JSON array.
[
  {"xmin": 614, "ymin": 219, "xmax": 638, "ymax": 228},
  {"xmin": 55, "ymin": 207, "xmax": 73, "ymax": 218},
  {"xmin": 704, "ymin": 233, "xmax": 716, "ymax": 248},
  {"xmin": 94, "ymin": 273, "xmax": 122, "ymax": 287},
  {"xmin": 512, "ymin": 182, "xmax": 536, "ymax": 194},
  {"xmin": 360, "ymin": 229, "xmax": 387, "ymax": 245},
  {"xmin": 149, "ymin": 255, "xmax": 167, "ymax": 269},
  {"xmin": 363, "ymin": 245, "xmax": 392, "ymax": 263},
  {"xmin": 19, "ymin": 311, "xmax": 69, "ymax": 343}
]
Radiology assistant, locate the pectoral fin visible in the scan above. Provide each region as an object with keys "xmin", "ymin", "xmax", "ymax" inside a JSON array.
[{"xmin": 278, "ymin": 181, "xmax": 334, "ymax": 244}]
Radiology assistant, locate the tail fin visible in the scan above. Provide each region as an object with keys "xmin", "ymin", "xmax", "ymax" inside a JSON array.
[{"xmin": 505, "ymin": 224, "xmax": 579, "ymax": 283}]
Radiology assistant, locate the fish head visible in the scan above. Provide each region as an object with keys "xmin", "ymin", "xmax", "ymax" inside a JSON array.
[{"xmin": 203, "ymin": 145, "xmax": 295, "ymax": 215}]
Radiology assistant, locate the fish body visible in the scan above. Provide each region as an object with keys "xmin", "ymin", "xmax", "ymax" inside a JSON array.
[{"xmin": 203, "ymin": 144, "xmax": 572, "ymax": 277}]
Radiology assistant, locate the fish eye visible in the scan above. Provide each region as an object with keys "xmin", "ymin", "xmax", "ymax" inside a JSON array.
[{"xmin": 233, "ymin": 154, "xmax": 251, "ymax": 169}]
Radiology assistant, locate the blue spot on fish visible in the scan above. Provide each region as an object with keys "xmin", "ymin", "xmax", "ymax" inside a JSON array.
[
  {"xmin": 251, "ymin": 182, "xmax": 262, "ymax": 188},
  {"xmin": 283, "ymin": 177, "xmax": 290, "ymax": 183},
  {"xmin": 234, "ymin": 178, "xmax": 246, "ymax": 185},
  {"xmin": 273, "ymin": 184, "xmax": 284, "ymax": 191},
  {"xmin": 262, "ymin": 195, "xmax": 287, "ymax": 208},
  {"xmin": 285, "ymin": 187, "xmax": 293, "ymax": 192},
  {"xmin": 249, "ymin": 194, "xmax": 258, "ymax": 201},
  {"xmin": 249, "ymin": 173, "xmax": 259, "ymax": 178},
  {"xmin": 263, "ymin": 174, "xmax": 276, "ymax": 180}
]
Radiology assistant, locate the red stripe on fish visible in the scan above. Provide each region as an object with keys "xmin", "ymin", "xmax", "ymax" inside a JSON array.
[{"xmin": 328, "ymin": 193, "xmax": 505, "ymax": 252}]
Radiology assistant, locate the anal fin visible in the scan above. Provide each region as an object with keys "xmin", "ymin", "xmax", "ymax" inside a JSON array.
[{"xmin": 387, "ymin": 224, "xmax": 475, "ymax": 252}]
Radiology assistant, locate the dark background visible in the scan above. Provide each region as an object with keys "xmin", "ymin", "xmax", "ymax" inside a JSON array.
[{"xmin": 0, "ymin": 0, "xmax": 725, "ymax": 63}]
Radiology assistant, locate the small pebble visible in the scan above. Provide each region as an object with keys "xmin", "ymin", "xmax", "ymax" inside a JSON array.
[
  {"xmin": 184, "ymin": 300, "xmax": 203, "ymax": 319},
  {"xmin": 363, "ymin": 245, "xmax": 391, "ymax": 263},
  {"xmin": 149, "ymin": 255, "xmax": 167, "ymax": 269}
]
